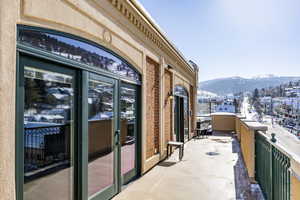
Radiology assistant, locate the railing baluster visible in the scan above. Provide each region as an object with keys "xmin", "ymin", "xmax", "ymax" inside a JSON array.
[{"xmin": 255, "ymin": 132, "xmax": 290, "ymax": 200}]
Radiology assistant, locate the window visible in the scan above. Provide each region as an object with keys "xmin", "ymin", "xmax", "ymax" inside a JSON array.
[
  {"xmin": 18, "ymin": 28, "xmax": 141, "ymax": 82},
  {"xmin": 17, "ymin": 26, "xmax": 142, "ymax": 200}
]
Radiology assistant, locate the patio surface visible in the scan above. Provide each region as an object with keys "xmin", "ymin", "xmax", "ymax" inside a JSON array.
[{"xmin": 113, "ymin": 132, "xmax": 264, "ymax": 200}]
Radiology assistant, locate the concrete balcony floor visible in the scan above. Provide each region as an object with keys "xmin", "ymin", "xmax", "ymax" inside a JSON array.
[{"xmin": 113, "ymin": 132, "xmax": 264, "ymax": 200}]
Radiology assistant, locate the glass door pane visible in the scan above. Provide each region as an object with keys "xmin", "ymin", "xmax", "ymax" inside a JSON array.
[
  {"xmin": 120, "ymin": 85, "xmax": 137, "ymax": 182},
  {"xmin": 88, "ymin": 75, "xmax": 115, "ymax": 198},
  {"xmin": 174, "ymin": 96, "xmax": 185, "ymax": 142},
  {"xmin": 184, "ymin": 97, "xmax": 189, "ymax": 142},
  {"xmin": 23, "ymin": 66, "xmax": 75, "ymax": 200}
]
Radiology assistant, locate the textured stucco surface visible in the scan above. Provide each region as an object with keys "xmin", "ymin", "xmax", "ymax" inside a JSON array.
[
  {"xmin": 212, "ymin": 115, "xmax": 236, "ymax": 131},
  {"xmin": 291, "ymin": 175, "xmax": 300, "ymax": 200},
  {"xmin": 0, "ymin": 1, "xmax": 198, "ymax": 199},
  {"xmin": 0, "ymin": 1, "xmax": 18, "ymax": 200},
  {"xmin": 240, "ymin": 123, "xmax": 255, "ymax": 179}
]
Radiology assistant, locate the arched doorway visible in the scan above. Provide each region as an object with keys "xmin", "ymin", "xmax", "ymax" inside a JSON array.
[
  {"xmin": 174, "ymin": 85, "xmax": 189, "ymax": 142},
  {"xmin": 16, "ymin": 26, "xmax": 141, "ymax": 200}
]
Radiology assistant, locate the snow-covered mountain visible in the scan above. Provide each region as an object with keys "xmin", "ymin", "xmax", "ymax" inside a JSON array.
[
  {"xmin": 199, "ymin": 75, "xmax": 300, "ymax": 96},
  {"xmin": 197, "ymin": 90, "xmax": 218, "ymax": 98}
]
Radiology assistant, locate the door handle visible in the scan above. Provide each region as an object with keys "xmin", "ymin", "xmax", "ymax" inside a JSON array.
[{"xmin": 115, "ymin": 130, "xmax": 120, "ymax": 145}]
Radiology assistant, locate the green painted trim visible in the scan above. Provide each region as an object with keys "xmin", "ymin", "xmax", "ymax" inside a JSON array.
[
  {"xmin": 17, "ymin": 25, "xmax": 142, "ymax": 85},
  {"xmin": 17, "ymin": 45, "xmax": 141, "ymax": 86},
  {"xmin": 73, "ymin": 67, "xmax": 80, "ymax": 200},
  {"xmin": 16, "ymin": 42, "xmax": 143, "ymax": 200},
  {"xmin": 115, "ymin": 79, "xmax": 121, "ymax": 193},
  {"xmin": 88, "ymin": 73, "xmax": 118, "ymax": 200},
  {"xmin": 136, "ymin": 84, "xmax": 142, "ymax": 177},
  {"xmin": 15, "ymin": 51, "xmax": 24, "ymax": 200},
  {"xmin": 255, "ymin": 132, "xmax": 291, "ymax": 200},
  {"xmin": 119, "ymin": 82, "xmax": 140, "ymax": 185},
  {"xmin": 17, "ymin": 55, "xmax": 79, "ymax": 199},
  {"xmin": 79, "ymin": 71, "xmax": 88, "ymax": 199}
]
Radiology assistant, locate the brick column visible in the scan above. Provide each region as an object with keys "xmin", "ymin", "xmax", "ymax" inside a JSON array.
[
  {"xmin": 164, "ymin": 69, "xmax": 173, "ymax": 150},
  {"xmin": 145, "ymin": 57, "xmax": 160, "ymax": 159}
]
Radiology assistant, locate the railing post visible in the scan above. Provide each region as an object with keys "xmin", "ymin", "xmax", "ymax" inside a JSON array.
[
  {"xmin": 270, "ymin": 133, "xmax": 276, "ymax": 200},
  {"xmin": 270, "ymin": 143, "xmax": 273, "ymax": 200}
]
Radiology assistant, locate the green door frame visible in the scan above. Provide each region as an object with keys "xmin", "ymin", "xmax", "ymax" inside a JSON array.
[
  {"xmin": 119, "ymin": 82, "xmax": 140, "ymax": 185},
  {"xmin": 16, "ymin": 53, "xmax": 141, "ymax": 200},
  {"xmin": 16, "ymin": 25, "xmax": 142, "ymax": 200},
  {"xmin": 16, "ymin": 54, "xmax": 81, "ymax": 200},
  {"xmin": 87, "ymin": 73, "xmax": 119, "ymax": 200}
]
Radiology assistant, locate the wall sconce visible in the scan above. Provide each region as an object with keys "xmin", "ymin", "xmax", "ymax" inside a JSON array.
[
  {"xmin": 167, "ymin": 65, "xmax": 173, "ymax": 70},
  {"xmin": 168, "ymin": 91, "xmax": 174, "ymax": 100}
]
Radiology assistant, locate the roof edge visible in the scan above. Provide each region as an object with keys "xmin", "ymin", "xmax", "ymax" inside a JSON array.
[{"xmin": 127, "ymin": 0, "xmax": 195, "ymax": 72}]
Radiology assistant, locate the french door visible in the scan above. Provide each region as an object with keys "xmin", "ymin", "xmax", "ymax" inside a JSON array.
[
  {"xmin": 87, "ymin": 77, "xmax": 140, "ymax": 199},
  {"xmin": 120, "ymin": 83, "xmax": 139, "ymax": 184},
  {"xmin": 18, "ymin": 54, "xmax": 139, "ymax": 200},
  {"xmin": 87, "ymin": 73, "xmax": 119, "ymax": 200},
  {"xmin": 174, "ymin": 96, "xmax": 184, "ymax": 142},
  {"xmin": 19, "ymin": 55, "xmax": 79, "ymax": 200}
]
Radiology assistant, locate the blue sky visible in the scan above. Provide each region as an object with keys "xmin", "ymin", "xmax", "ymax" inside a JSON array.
[{"xmin": 138, "ymin": 0, "xmax": 300, "ymax": 81}]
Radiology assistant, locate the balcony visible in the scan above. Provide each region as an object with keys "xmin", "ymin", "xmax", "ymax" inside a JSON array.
[{"xmin": 113, "ymin": 113, "xmax": 300, "ymax": 200}]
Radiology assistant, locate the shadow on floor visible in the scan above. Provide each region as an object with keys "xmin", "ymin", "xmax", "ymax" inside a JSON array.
[
  {"xmin": 210, "ymin": 131, "xmax": 264, "ymax": 200},
  {"xmin": 231, "ymin": 135, "xmax": 265, "ymax": 200},
  {"xmin": 205, "ymin": 151, "xmax": 220, "ymax": 156},
  {"xmin": 158, "ymin": 161, "xmax": 177, "ymax": 167}
]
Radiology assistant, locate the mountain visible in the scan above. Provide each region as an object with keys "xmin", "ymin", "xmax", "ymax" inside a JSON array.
[
  {"xmin": 199, "ymin": 75, "xmax": 300, "ymax": 95},
  {"xmin": 197, "ymin": 90, "xmax": 218, "ymax": 98}
]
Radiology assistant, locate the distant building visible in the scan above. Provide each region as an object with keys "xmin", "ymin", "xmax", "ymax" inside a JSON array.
[
  {"xmin": 285, "ymin": 87, "xmax": 300, "ymax": 97},
  {"xmin": 215, "ymin": 99, "xmax": 236, "ymax": 113},
  {"xmin": 0, "ymin": 1, "xmax": 198, "ymax": 200}
]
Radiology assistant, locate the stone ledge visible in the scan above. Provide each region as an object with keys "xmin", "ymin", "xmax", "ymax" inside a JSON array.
[
  {"xmin": 291, "ymin": 157, "xmax": 300, "ymax": 180},
  {"xmin": 236, "ymin": 114, "xmax": 246, "ymax": 119},
  {"xmin": 242, "ymin": 121, "xmax": 268, "ymax": 131}
]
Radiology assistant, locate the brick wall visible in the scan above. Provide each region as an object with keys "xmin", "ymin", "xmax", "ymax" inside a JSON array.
[
  {"xmin": 146, "ymin": 57, "xmax": 160, "ymax": 159},
  {"xmin": 164, "ymin": 69, "xmax": 173, "ymax": 145}
]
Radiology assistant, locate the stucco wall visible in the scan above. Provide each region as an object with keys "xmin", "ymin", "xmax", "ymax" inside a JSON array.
[
  {"xmin": 240, "ymin": 122, "xmax": 255, "ymax": 179},
  {"xmin": 0, "ymin": 1, "xmax": 19, "ymax": 200},
  {"xmin": 211, "ymin": 114, "xmax": 236, "ymax": 132},
  {"xmin": 291, "ymin": 158, "xmax": 300, "ymax": 200},
  {"xmin": 164, "ymin": 69, "xmax": 173, "ymax": 146},
  {"xmin": 291, "ymin": 175, "xmax": 300, "ymax": 200},
  {"xmin": 0, "ymin": 0, "xmax": 198, "ymax": 199}
]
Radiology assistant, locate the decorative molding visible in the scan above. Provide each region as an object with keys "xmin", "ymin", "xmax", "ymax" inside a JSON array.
[
  {"xmin": 103, "ymin": 29, "xmax": 112, "ymax": 44},
  {"xmin": 109, "ymin": 0, "xmax": 162, "ymax": 48},
  {"xmin": 107, "ymin": 0, "xmax": 195, "ymax": 75},
  {"xmin": 21, "ymin": 0, "xmax": 143, "ymax": 71}
]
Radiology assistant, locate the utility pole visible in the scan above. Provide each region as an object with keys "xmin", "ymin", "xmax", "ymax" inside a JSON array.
[
  {"xmin": 209, "ymin": 99, "xmax": 212, "ymax": 114},
  {"xmin": 271, "ymin": 97, "xmax": 273, "ymax": 116}
]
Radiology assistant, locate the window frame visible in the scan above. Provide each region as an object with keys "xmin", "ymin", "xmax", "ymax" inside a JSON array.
[
  {"xmin": 16, "ymin": 25, "xmax": 142, "ymax": 200},
  {"xmin": 17, "ymin": 25, "xmax": 142, "ymax": 86}
]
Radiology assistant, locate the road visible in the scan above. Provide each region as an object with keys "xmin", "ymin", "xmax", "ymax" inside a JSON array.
[
  {"xmin": 241, "ymin": 97, "xmax": 256, "ymax": 120},
  {"xmin": 262, "ymin": 115, "xmax": 300, "ymax": 157},
  {"xmin": 242, "ymin": 97, "xmax": 300, "ymax": 157}
]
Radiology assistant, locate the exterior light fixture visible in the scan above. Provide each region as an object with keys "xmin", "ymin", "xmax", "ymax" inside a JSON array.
[
  {"xmin": 167, "ymin": 65, "xmax": 173, "ymax": 70},
  {"xmin": 168, "ymin": 91, "xmax": 174, "ymax": 100}
]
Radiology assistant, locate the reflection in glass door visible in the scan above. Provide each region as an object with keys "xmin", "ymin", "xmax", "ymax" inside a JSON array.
[
  {"xmin": 87, "ymin": 74, "xmax": 116, "ymax": 199},
  {"xmin": 23, "ymin": 65, "xmax": 75, "ymax": 200},
  {"xmin": 174, "ymin": 96, "xmax": 185, "ymax": 142},
  {"xmin": 120, "ymin": 84, "xmax": 138, "ymax": 183}
]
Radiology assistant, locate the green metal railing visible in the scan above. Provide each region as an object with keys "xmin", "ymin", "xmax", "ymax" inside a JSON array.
[{"xmin": 255, "ymin": 132, "xmax": 290, "ymax": 200}]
